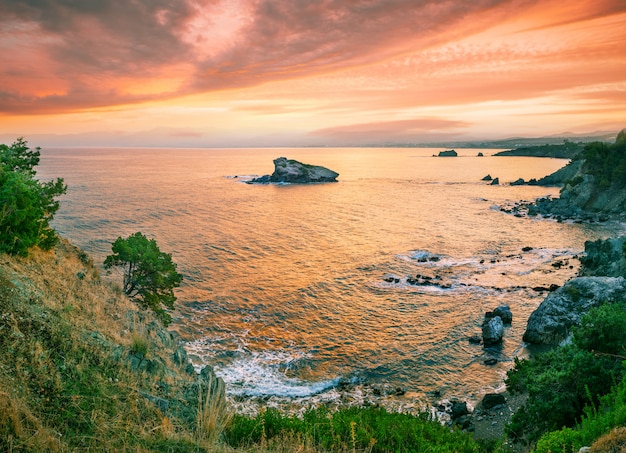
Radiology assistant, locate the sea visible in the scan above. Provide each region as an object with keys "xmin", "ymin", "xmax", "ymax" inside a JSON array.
[{"xmin": 37, "ymin": 146, "xmax": 625, "ymax": 415}]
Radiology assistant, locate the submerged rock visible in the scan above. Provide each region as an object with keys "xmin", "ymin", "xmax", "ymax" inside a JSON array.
[
  {"xmin": 523, "ymin": 277, "xmax": 626, "ymax": 345},
  {"xmin": 249, "ymin": 157, "xmax": 339, "ymax": 184}
]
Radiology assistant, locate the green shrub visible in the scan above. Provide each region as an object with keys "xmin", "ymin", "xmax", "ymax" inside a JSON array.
[
  {"xmin": 506, "ymin": 303, "xmax": 626, "ymax": 444},
  {"xmin": 225, "ymin": 406, "xmax": 480, "ymax": 452},
  {"xmin": 0, "ymin": 138, "xmax": 66, "ymax": 256},
  {"xmin": 573, "ymin": 303, "xmax": 626, "ymax": 355}
]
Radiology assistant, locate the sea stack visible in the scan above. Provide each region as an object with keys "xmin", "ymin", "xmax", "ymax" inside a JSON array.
[{"xmin": 249, "ymin": 157, "xmax": 339, "ymax": 184}]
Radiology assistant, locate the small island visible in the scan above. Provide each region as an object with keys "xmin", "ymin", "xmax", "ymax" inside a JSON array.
[
  {"xmin": 248, "ymin": 157, "xmax": 339, "ymax": 184},
  {"xmin": 437, "ymin": 149, "xmax": 458, "ymax": 157}
]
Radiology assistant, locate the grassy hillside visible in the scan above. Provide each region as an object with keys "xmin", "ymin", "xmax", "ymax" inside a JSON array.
[{"xmin": 0, "ymin": 239, "xmax": 229, "ymax": 452}]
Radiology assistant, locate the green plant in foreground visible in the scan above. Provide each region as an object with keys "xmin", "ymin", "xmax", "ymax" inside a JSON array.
[
  {"xmin": 506, "ymin": 303, "xmax": 626, "ymax": 446},
  {"xmin": 0, "ymin": 138, "xmax": 66, "ymax": 256},
  {"xmin": 225, "ymin": 406, "xmax": 480, "ymax": 452}
]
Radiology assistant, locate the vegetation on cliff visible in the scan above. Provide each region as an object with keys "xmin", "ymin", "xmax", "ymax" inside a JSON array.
[
  {"xmin": 0, "ymin": 138, "xmax": 66, "ymax": 256},
  {"xmin": 0, "ymin": 240, "xmax": 229, "ymax": 452},
  {"xmin": 524, "ymin": 129, "xmax": 626, "ymax": 219},
  {"xmin": 494, "ymin": 140, "xmax": 585, "ymax": 159}
]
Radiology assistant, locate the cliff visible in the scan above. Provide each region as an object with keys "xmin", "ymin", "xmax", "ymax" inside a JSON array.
[
  {"xmin": 523, "ymin": 236, "xmax": 626, "ymax": 345},
  {"xmin": 0, "ymin": 240, "xmax": 227, "ymax": 452},
  {"xmin": 524, "ymin": 129, "xmax": 626, "ymax": 221}
]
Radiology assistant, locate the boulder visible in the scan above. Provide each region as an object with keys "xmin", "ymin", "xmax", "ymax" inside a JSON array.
[
  {"xmin": 481, "ymin": 393, "xmax": 506, "ymax": 410},
  {"xmin": 523, "ymin": 277, "xmax": 626, "ymax": 345},
  {"xmin": 490, "ymin": 178, "xmax": 500, "ymax": 185},
  {"xmin": 438, "ymin": 150, "xmax": 458, "ymax": 157},
  {"xmin": 510, "ymin": 178, "xmax": 525, "ymax": 186},
  {"xmin": 451, "ymin": 400, "xmax": 469, "ymax": 419},
  {"xmin": 492, "ymin": 305, "xmax": 513, "ymax": 324},
  {"xmin": 249, "ymin": 157, "xmax": 339, "ymax": 184},
  {"xmin": 477, "ymin": 152, "xmax": 484, "ymax": 157},
  {"xmin": 481, "ymin": 174, "xmax": 493, "ymax": 181},
  {"xmin": 482, "ymin": 316, "xmax": 504, "ymax": 345}
]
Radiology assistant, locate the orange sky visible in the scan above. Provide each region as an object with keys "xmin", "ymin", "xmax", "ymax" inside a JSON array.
[{"xmin": 1, "ymin": 0, "xmax": 624, "ymax": 147}]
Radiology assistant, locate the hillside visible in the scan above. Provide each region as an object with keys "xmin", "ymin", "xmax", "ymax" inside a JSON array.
[
  {"xmin": 524, "ymin": 129, "xmax": 626, "ymax": 221},
  {"xmin": 492, "ymin": 141, "xmax": 585, "ymax": 159},
  {"xmin": 0, "ymin": 239, "xmax": 228, "ymax": 452}
]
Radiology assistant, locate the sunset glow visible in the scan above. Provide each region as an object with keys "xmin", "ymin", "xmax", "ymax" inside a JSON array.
[{"xmin": 1, "ymin": 0, "xmax": 624, "ymax": 147}]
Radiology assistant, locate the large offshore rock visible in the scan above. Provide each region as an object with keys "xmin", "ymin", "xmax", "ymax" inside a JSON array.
[
  {"xmin": 523, "ymin": 277, "xmax": 626, "ymax": 345},
  {"xmin": 249, "ymin": 157, "xmax": 339, "ymax": 183}
]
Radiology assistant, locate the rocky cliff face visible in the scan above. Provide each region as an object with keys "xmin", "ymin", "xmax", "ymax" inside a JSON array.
[
  {"xmin": 523, "ymin": 276, "xmax": 626, "ymax": 345},
  {"xmin": 523, "ymin": 237, "xmax": 626, "ymax": 345},
  {"xmin": 249, "ymin": 157, "xmax": 339, "ymax": 184},
  {"xmin": 580, "ymin": 237, "xmax": 626, "ymax": 277}
]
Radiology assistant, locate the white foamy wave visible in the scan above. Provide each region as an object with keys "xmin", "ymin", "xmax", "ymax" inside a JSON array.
[{"xmin": 213, "ymin": 350, "xmax": 341, "ymax": 398}]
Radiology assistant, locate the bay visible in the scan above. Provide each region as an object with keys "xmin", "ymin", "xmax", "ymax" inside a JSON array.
[{"xmin": 37, "ymin": 147, "xmax": 623, "ymax": 413}]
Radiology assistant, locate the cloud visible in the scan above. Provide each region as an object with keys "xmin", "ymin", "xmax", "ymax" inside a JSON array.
[
  {"xmin": 1, "ymin": 0, "xmax": 625, "ymax": 117},
  {"xmin": 0, "ymin": 0, "xmax": 516, "ymax": 113}
]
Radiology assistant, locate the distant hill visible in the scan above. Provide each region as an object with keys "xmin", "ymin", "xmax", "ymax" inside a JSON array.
[
  {"xmin": 493, "ymin": 141, "xmax": 584, "ymax": 158},
  {"xmin": 399, "ymin": 130, "xmax": 619, "ymax": 149}
]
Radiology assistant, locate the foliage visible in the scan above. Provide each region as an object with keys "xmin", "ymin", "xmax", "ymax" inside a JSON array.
[
  {"xmin": 578, "ymin": 131, "xmax": 626, "ymax": 189},
  {"xmin": 534, "ymin": 364, "xmax": 626, "ymax": 453},
  {"xmin": 0, "ymin": 138, "xmax": 66, "ymax": 256},
  {"xmin": 505, "ymin": 303, "xmax": 626, "ymax": 445},
  {"xmin": 224, "ymin": 406, "xmax": 480, "ymax": 452},
  {"xmin": 573, "ymin": 303, "xmax": 626, "ymax": 355},
  {"xmin": 104, "ymin": 232, "xmax": 182, "ymax": 325}
]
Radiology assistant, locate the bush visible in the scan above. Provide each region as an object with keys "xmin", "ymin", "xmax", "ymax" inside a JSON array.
[
  {"xmin": 224, "ymin": 406, "xmax": 480, "ymax": 452},
  {"xmin": 0, "ymin": 138, "xmax": 66, "ymax": 256},
  {"xmin": 506, "ymin": 303, "xmax": 626, "ymax": 444}
]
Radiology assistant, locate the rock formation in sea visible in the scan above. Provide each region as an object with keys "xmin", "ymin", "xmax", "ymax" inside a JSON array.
[
  {"xmin": 437, "ymin": 150, "xmax": 458, "ymax": 157},
  {"xmin": 482, "ymin": 316, "xmax": 504, "ymax": 346},
  {"xmin": 248, "ymin": 157, "xmax": 339, "ymax": 184}
]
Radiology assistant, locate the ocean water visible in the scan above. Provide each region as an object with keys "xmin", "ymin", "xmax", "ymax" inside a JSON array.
[{"xmin": 37, "ymin": 147, "xmax": 624, "ymax": 413}]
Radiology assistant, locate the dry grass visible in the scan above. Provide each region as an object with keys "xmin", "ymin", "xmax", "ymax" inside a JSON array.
[
  {"xmin": 591, "ymin": 426, "xmax": 626, "ymax": 453},
  {"xmin": 0, "ymin": 239, "xmax": 231, "ymax": 451},
  {"xmin": 196, "ymin": 371, "xmax": 233, "ymax": 446}
]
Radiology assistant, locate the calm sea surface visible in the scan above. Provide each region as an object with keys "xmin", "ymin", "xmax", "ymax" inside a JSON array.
[{"xmin": 37, "ymin": 147, "xmax": 624, "ymax": 413}]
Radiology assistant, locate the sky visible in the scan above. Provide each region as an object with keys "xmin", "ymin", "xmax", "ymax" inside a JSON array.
[{"xmin": 0, "ymin": 0, "xmax": 625, "ymax": 148}]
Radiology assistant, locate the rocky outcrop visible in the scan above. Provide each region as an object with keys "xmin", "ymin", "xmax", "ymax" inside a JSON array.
[
  {"xmin": 532, "ymin": 159, "xmax": 584, "ymax": 187},
  {"xmin": 491, "ymin": 305, "xmax": 513, "ymax": 324},
  {"xmin": 437, "ymin": 150, "xmax": 458, "ymax": 157},
  {"xmin": 523, "ymin": 277, "xmax": 626, "ymax": 345},
  {"xmin": 482, "ymin": 316, "xmax": 504, "ymax": 346},
  {"xmin": 249, "ymin": 157, "xmax": 339, "ymax": 184},
  {"xmin": 579, "ymin": 237, "xmax": 626, "ymax": 277}
]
